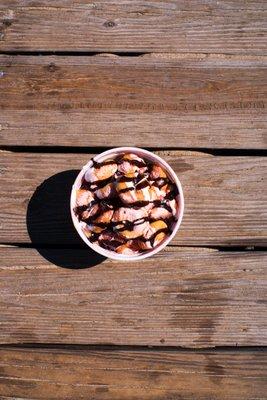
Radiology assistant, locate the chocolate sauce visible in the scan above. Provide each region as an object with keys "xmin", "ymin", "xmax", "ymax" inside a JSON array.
[
  {"xmin": 152, "ymin": 200, "xmax": 173, "ymax": 214},
  {"xmin": 149, "ymin": 227, "xmax": 170, "ymax": 246},
  {"xmin": 165, "ymin": 217, "xmax": 177, "ymax": 230},
  {"xmin": 165, "ymin": 186, "xmax": 179, "ymax": 200},
  {"xmin": 118, "ymin": 187, "xmax": 135, "ymax": 194},
  {"xmin": 92, "ymin": 176, "xmax": 114, "ymax": 191},
  {"xmin": 74, "ymin": 200, "xmax": 98, "ymax": 220},
  {"xmin": 139, "ymin": 227, "xmax": 170, "ymax": 247},
  {"xmin": 162, "ymin": 203, "xmax": 173, "ymax": 213},
  {"xmin": 81, "ymin": 199, "xmax": 111, "ymax": 224},
  {"xmin": 81, "ymin": 175, "xmax": 114, "ymax": 191},
  {"xmin": 114, "ymin": 217, "xmax": 149, "ymax": 232},
  {"xmin": 125, "ymin": 159, "xmax": 146, "ymax": 168},
  {"xmin": 135, "ymin": 179, "xmax": 150, "ymax": 190},
  {"xmin": 146, "ymin": 161, "xmax": 154, "ymax": 173},
  {"xmin": 101, "ymin": 200, "xmax": 115, "ymax": 211},
  {"xmin": 99, "ymin": 239, "xmax": 124, "ymax": 251},
  {"xmin": 115, "ymin": 155, "xmax": 146, "ymax": 168},
  {"xmin": 89, "ymin": 232, "xmax": 101, "ymax": 242},
  {"xmin": 92, "ymin": 158, "xmax": 116, "ymax": 169},
  {"xmin": 153, "ymin": 177, "xmax": 169, "ymax": 188},
  {"xmin": 118, "ymin": 175, "xmax": 134, "ymax": 183},
  {"xmin": 74, "ymin": 204, "xmax": 88, "ymax": 215},
  {"xmin": 80, "ymin": 179, "xmax": 90, "ymax": 190},
  {"xmin": 129, "ymin": 200, "xmax": 150, "ymax": 208}
]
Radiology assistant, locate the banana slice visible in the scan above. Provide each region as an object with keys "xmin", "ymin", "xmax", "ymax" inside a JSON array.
[
  {"xmin": 94, "ymin": 209, "xmax": 113, "ymax": 224},
  {"xmin": 76, "ymin": 189, "xmax": 94, "ymax": 206},
  {"xmin": 79, "ymin": 203, "xmax": 99, "ymax": 220},
  {"xmin": 117, "ymin": 176, "xmax": 151, "ymax": 204},
  {"xmin": 85, "ymin": 160, "xmax": 117, "ymax": 182},
  {"xmin": 150, "ymin": 206, "xmax": 172, "ymax": 220},
  {"xmin": 95, "ymin": 183, "xmax": 115, "ymax": 199},
  {"xmin": 120, "ymin": 221, "xmax": 149, "ymax": 239},
  {"xmin": 113, "ymin": 207, "xmax": 148, "ymax": 222},
  {"xmin": 137, "ymin": 220, "xmax": 168, "ymax": 250},
  {"xmin": 116, "ymin": 242, "xmax": 139, "ymax": 255},
  {"xmin": 81, "ymin": 222, "xmax": 103, "ymax": 238},
  {"xmin": 118, "ymin": 153, "xmax": 146, "ymax": 176},
  {"xmin": 150, "ymin": 165, "xmax": 167, "ymax": 180}
]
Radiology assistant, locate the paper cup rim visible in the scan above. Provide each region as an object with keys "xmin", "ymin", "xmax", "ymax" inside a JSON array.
[{"xmin": 70, "ymin": 147, "xmax": 184, "ymax": 261}]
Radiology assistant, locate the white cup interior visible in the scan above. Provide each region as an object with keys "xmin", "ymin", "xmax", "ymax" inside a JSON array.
[{"xmin": 70, "ymin": 147, "xmax": 184, "ymax": 261}]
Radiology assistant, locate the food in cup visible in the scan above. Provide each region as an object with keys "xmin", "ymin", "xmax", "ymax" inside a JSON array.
[{"xmin": 73, "ymin": 152, "xmax": 180, "ymax": 256}]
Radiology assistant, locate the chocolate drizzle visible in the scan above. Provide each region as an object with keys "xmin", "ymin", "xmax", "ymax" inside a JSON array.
[
  {"xmin": 118, "ymin": 187, "xmax": 135, "ymax": 194},
  {"xmin": 74, "ymin": 200, "xmax": 98, "ymax": 220},
  {"xmin": 92, "ymin": 159, "xmax": 116, "ymax": 169},
  {"xmin": 115, "ymin": 155, "xmax": 146, "ymax": 168},
  {"xmin": 153, "ymin": 177, "xmax": 169, "ymax": 188},
  {"xmin": 165, "ymin": 185, "xmax": 179, "ymax": 200},
  {"xmin": 81, "ymin": 175, "xmax": 114, "ymax": 192},
  {"xmin": 92, "ymin": 155, "xmax": 146, "ymax": 170},
  {"xmin": 153, "ymin": 200, "xmax": 173, "ymax": 213},
  {"xmin": 118, "ymin": 175, "xmax": 135, "ymax": 183},
  {"xmin": 74, "ymin": 204, "xmax": 88, "ymax": 215},
  {"xmin": 114, "ymin": 217, "xmax": 149, "ymax": 232},
  {"xmin": 135, "ymin": 179, "xmax": 150, "ymax": 190},
  {"xmin": 99, "ymin": 238, "xmax": 125, "ymax": 251},
  {"xmin": 139, "ymin": 227, "xmax": 171, "ymax": 247},
  {"xmin": 74, "ymin": 153, "xmax": 179, "ymax": 253}
]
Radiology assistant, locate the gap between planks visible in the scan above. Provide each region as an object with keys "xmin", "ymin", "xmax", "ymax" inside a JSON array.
[
  {"xmin": 0, "ymin": 52, "xmax": 267, "ymax": 59},
  {"xmin": 0, "ymin": 244, "xmax": 266, "ymax": 253},
  {"xmin": 1, "ymin": 147, "xmax": 267, "ymax": 157},
  {"xmin": 0, "ymin": 343, "xmax": 266, "ymax": 353}
]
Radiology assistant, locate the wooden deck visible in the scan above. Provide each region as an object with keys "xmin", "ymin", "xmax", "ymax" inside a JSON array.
[{"xmin": 0, "ymin": 1, "xmax": 266, "ymax": 399}]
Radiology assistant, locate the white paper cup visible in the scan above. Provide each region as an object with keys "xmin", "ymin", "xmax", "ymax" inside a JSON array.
[{"xmin": 71, "ymin": 147, "xmax": 184, "ymax": 261}]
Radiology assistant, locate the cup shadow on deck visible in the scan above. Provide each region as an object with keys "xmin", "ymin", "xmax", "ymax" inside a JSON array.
[{"xmin": 26, "ymin": 170, "xmax": 106, "ymax": 269}]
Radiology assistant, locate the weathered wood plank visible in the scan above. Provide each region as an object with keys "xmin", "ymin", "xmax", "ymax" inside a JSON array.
[
  {"xmin": 0, "ymin": 246, "xmax": 266, "ymax": 347},
  {"xmin": 0, "ymin": 54, "xmax": 266, "ymax": 149},
  {"xmin": 0, "ymin": 347, "xmax": 266, "ymax": 400},
  {"xmin": 0, "ymin": 151, "xmax": 266, "ymax": 246},
  {"xmin": 0, "ymin": 1, "xmax": 266, "ymax": 54}
]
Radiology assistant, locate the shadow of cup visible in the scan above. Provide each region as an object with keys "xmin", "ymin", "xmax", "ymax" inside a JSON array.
[{"xmin": 27, "ymin": 170, "xmax": 106, "ymax": 269}]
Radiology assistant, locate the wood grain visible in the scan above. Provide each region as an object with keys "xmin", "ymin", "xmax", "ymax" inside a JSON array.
[
  {"xmin": 0, "ymin": 246, "xmax": 266, "ymax": 347},
  {"xmin": 0, "ymin": 151, "xmax": 266, "ymax": 246},
  {"xmin": 0, "ymin": 54, "xmax": 266, "ymax": 149},
  {"xmin": 0, "ymin": 1, "xmax": 266, "ymax": 54},
  {"xmin": 0, "ymin": 347, "xmax": 266, "ymax": 400}
]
